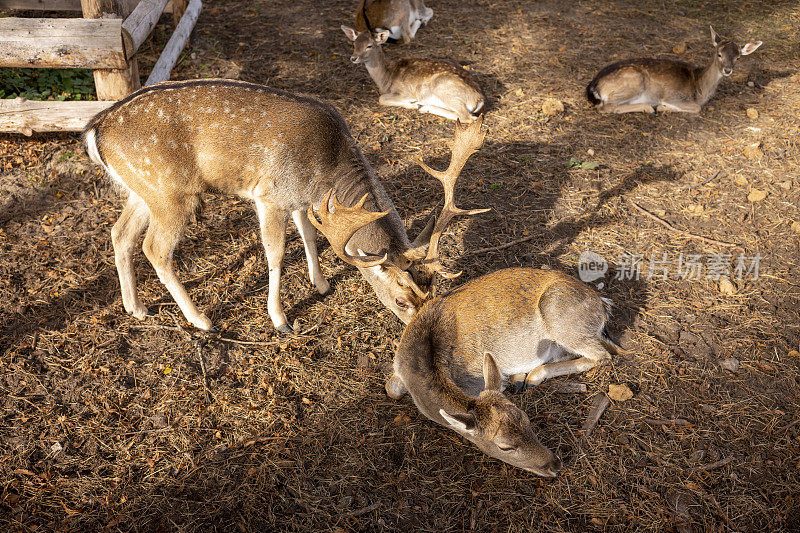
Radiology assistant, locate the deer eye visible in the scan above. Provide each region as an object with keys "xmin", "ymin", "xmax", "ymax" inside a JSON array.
[
  {"xmin": 497, "ymin": 444, "xmax": 516, "ymax": 452},
  {"xmin": 395, "ymin": 298, "xmax": 410, "ymax": 310}
]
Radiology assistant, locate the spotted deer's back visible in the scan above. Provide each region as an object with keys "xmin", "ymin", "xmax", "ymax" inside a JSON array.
[{"xmin": 93, "ymin": 81, "xmax": 353, "ymax": 205}]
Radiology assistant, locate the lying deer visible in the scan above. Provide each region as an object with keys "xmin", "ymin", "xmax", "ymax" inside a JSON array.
[
  {"xmin": 354, "ymin": 0, "xmax": 433, "ymax": 44},
  {"xmin": 83, "ymin": 80, "xmax": 488, "ymax": 333},
  {"xmin": 341, "ymin": 26, "xmax": 485, "ymax": 123},
  {"xmin": 386, "ymin": 268, "xmax": 620, "ymax": 475},
  {"xmin": 586, "ymin": 26, "xmax": 762, "ymax": 114}
]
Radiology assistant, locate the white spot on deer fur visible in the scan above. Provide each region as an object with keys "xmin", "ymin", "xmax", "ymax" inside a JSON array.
[
  {"xmin": 117, "ymin": 115, "xmax": 124, "ymax": 124},
  {"xmin": 144, "ymin": 157, "xmax": 151, "ymax": 165},
  {"xmin": 157, "ymin": 109, "xmax": 164, "ymax": 119},
  {"xmin": 168, "ymin": 140, "xmax": 177, "ymax": 148},
  {"xmin": 150, "ymin": 135, "xmax": 158, "ymax": 144}
]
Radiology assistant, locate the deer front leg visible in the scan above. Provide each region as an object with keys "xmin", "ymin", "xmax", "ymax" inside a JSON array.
[
  {"xmin": 292, "ymin": 209, "xmax": 330, "ymax": 295},
  {"xmin": 378, "ymin": 93, "xmax": 420, "ymax": 109},
  {"xmin": 255, "ymin": 198, "xmax": 291, "ymax": 334},
  {"xmin": 598, "ymin": 103, "xmax": 656, "ymax": 114},
  {"xmin": 656, "ymin": 101, "xmax": 702, "ymax": 113},
  {"xmin": 418, "ymin": 104, "xmax": 460, "ymax": 121},
  {"xmin": 402, "ymin": 18, "xmax": 422, "ymax": 43},
  {"xmin": 111, "ymin": 193, "xmax": 150, "ymax": 320},
  {"xmin": 142, "ymin": 198, "xmax": 214, "ymax": 331}
]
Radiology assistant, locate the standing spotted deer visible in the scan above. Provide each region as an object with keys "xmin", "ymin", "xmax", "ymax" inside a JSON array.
[
  {"xmin": 83, "ymin": 80, "xmax": 488, "ymax": 333},
  {"xmin": 341, "ymin": 26, "xmax": 485, "ymax": 123},
  {"xmin": 386, "ymin": 268, "xmax": 620, "ymax": 475},
  {"xmin": 587, "ymin": 26, "xmax": 762, "ymax": 114},
  {"xmin": 354, "ymin": 0, "xmax": 433, "ymax": 44}
]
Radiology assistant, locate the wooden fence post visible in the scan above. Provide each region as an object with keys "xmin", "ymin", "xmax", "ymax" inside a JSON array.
[{"xmin": 80, "ymin": 0, "xmax": 140, "ymax": 100}]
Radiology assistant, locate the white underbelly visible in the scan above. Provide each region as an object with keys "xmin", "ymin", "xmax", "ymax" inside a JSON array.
[
  {"xmin": 387, "ymin": 25, "xmax": 402, "ymax": 39},
  {"xmin": 488, "ymin": 331, "xmax": 567, "ymax": 377}
]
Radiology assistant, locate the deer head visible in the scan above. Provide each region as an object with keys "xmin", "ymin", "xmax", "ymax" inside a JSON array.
[
  {"xmin": 308, "ymin": 117, "xmax": 489, "ymax": 323},
  {"xmin": 710, "ymin": 26, "xmax": 762, "ymax": 77},
  {"xmin": 439, "ymin": 353, "xmax": 563, "ymax": 477}
]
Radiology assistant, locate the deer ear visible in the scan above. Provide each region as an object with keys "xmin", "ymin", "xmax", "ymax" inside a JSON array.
[
  {"xmin": 483, "ymin": 352, "xmax": 502, "ymax": 391},
  {"xmin": 341, "ymin": 25, "xmax": 358, "ymax": 41},
  {"xmin": 710, "ymin": 26, "xmax": 722, "ymax": 47},
  {"xmin": 439, "ymin": 409, "xmax": 477, "ymax": 434},
  {"xmin": 375, "ymin": 30, "xmax": 391, "ymax": 45},
  {"xmin": 740, "ymin": 41, "xmax": 762, "ymax": 55}
]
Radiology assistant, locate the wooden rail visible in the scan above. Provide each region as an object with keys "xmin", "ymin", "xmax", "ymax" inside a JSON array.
[
  {"xmin": 0, "ymin": 18, "xmax": 126, "ymax": 69},
  {"xmin": 0, "ymin": 0, "xmax": 199, "ymax": 134}
]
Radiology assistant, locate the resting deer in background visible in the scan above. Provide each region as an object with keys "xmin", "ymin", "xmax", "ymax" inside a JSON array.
[
  {"xmin": 342, "ymin": 26, "xmax": 485, "ymax": 123},
  {"xmin": 354, "ymin": 0, "xmax": 433, "ymax": 44},
  {"xmin": 83, "ymin": 81, "xmax": 488, "ymax": 333},
  {"xmin": 586, "ymin": 26, "xmax": 762, "ymax": 114},
  {"xmin": 386, "ymin": 268, "xmax": 621, "ymax": 475}
]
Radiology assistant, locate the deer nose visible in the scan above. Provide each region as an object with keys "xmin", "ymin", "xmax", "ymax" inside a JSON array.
[
  {"xmin": 350, "ymin": 55, "xmax": 359, "ymax": 64},
  {"xmin": 722, "ymin": 68, "xmax": 733, "ymax": 76}
]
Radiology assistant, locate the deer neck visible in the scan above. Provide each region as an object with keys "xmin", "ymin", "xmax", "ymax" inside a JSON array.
[
  {"xmin": 694, "ymin": 56, "xmax": 724, "ymax": 105},
  {"xmin": 396, "ymin": 312, "xmax": 477, "ymax": 424},
  {"xmin": 335, "ymin": 145, "xmax": 411, "ymax": 257},
  {"xmin": 364, "ymin": 49, "xmax": 392, "ymax": 93}
]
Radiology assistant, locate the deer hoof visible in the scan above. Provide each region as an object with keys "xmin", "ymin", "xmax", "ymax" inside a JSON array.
[
  {"xmin": 385, "ymin": 374, "xmax": 407, "ymax": 399},
  {"xmin": 192, "ymin": 315, "xmax": 214, "ymax": 331},
  {"xmin": 129, "ymin": 305, "xmax": 149, "ymax": 320},
  {"xmin": 315, "ymin": 279, "xmax": 331, "ymax": 295},
  {"xmin": 525, "ymin": 368, "xmax": 546, "ymax": 388},
  {"xmin": 277, "ymin": 323, "xmax": 294, "ymax": 335},
  {"xmin": 508, "ymin": 380, "xmax": 526, "ymax": 394}
]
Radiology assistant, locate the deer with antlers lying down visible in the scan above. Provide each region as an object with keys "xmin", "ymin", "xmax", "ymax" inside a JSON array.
[
  {"xmin": 386, "ymin": 268, "xmax": 620, "ymax": 475},
  {"xmin": 83, "ymin": 79, "xmax": 488, "ymax": 333}
]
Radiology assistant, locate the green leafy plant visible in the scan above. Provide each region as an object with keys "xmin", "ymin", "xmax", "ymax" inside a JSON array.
[
  {"xmin": 567, "ymin": 157, "xmax": 599, "ymax": 170},
  {"xmin": 0, "ymin": 68, "xmax": 96, "ymax": 101}
]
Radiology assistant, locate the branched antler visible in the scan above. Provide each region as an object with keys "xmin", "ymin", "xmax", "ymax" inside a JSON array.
[
  {"xmin": 308, "ymin": 189, "xmax": 390, "ymax": 268},
  {"xmin": 416, "ymin": 116, "xmax": 490, "ymax": 278}
]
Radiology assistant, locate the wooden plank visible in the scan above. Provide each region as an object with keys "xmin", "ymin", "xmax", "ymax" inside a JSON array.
[
  {"xmin": 0, "ymin": 98, "xmax": 113, "ymax": 135},
  {"xmin": 82, "ymin": 0, "xmax": 139, "ymax": 101},
  {"xmin": 145, "ymin": 0, "xmax": 199, "ymax": 85},
  {"xmin": 0, "ymin": 0, "xmax": 82, "ymax": 10},
  {"xmin": 0, "ymin": 18, "xmax": 126, "ymax": 69},
  {"xmin": 120, "ymin": 0, "xmax": 169, "ymax": 59}
]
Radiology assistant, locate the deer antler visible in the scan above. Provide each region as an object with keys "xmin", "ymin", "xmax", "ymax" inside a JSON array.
[
  {"xmin": 308, "ymin": 189, "xmax": 390, "ymax": 268},
  {"xmin": 416, "ymin": 116, "xmax": 490, "ymax": 278}
]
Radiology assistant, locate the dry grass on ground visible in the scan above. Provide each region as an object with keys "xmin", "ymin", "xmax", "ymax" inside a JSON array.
[{"xmin": 1, "ymin": 0, "xmax": 799, "ymax": 531}]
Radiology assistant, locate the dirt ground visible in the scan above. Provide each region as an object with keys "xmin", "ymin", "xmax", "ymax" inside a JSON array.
[{"xmin": 2, "ymin": 0, "xmax": 799, "ymax": 531}]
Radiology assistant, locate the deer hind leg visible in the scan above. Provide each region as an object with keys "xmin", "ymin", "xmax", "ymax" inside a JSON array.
[
  {"xmin": 111, "ymin": 192, "xmax": 150, "ymax": 320},
  {"xmin": 142, "ymin": 195, "xmax": 214, "ymax": 331},
  {"xmin": 255, "ymin": 198, "xmax": 291, "ymax": 334},
  {"xmin": 524, "ymin": 338, "xmax": 612, "ymax": 387},
  {"xmin": 291, "ymin": 209, "xmax": 329, "ymax": 295}
]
